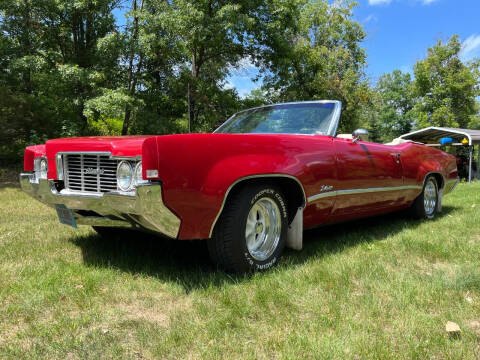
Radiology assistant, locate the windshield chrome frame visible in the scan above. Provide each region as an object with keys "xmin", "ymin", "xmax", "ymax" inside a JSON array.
[{"xmin": 213, "ymin": 100, "xmax": 342, "ymax": 137}]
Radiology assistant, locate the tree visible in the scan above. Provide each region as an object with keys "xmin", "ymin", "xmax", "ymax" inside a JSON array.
[
  {"xmin": 413, "ymin": 35, "xmax": 480, "ymax": 129},
  {"xmin": 0, "ymin": 0, "xmax": 122, "ymax": 160},
  {"xmin": 374, "ymin": 70, "xmax": 416, "ymax": 142},
  {"xmin": 152, "ymin": 0, "xmax": 263, "ymax": 132},
  {"xmin": 260, "ymin": 0, "xmax": 370, "ymax": 133}
]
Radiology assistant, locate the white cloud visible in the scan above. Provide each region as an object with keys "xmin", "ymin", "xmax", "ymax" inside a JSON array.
[
  {"xmin": 363, "ymin": 14, "xmax": 378, "ymax": 24},
  {"xmin": 223, "ymin": 79, "xmax": 235, "ymax": 90},
  {"xmin": 422, "ymin": 0, "xmax": 438, "ymax": 4},
  {"xmin": 460, "ymin": 34, "xmax": 480, "ymax": 61},
  {"xmin": 224, "ymin": 57, "xmax": 262, "ymax": 98}
]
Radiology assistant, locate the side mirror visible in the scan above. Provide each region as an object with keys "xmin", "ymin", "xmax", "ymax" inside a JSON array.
[{"xmin": 352, "ymin": 128, "xmax": 369, "ymax": 143}]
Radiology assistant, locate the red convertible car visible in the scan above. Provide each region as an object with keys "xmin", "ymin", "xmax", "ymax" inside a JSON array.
[{"xmin": 20, "ymin": 101, "xmax": 458, "ymax": 272}]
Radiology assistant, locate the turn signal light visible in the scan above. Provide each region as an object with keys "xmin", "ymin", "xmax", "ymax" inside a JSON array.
[{"xmin": 146, "ymin": 169, "xmax": 158, "ymax": 178}]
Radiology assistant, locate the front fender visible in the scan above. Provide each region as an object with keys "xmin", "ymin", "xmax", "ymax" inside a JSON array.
[
  {"xmin": 24, "ymin": 145, "xmax": 46, "ymax": 172},
  {"xmin": 202, "ymin": 154, "xmax": 299, "ymax": 198},
  {"xmin": 154, "ymin": 134, "xmax": 315, "ymax": 239}
]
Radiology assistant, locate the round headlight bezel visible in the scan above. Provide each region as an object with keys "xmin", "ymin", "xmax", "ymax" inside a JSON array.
[{"xmin": 117, "ymin": 160, "xmax": 134, "ymax": 192}]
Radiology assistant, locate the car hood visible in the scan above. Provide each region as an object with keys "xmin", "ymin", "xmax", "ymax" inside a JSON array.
[{"xmin": 45, "ymin": 136, "xmax": 154, "ymax": 158}]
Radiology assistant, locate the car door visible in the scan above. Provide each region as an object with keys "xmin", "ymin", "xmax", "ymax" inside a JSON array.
[
  {"xmin": 332, "ymin": 137, "xmax": 404, "ymax": 216},
  {"xmin": 301, "ymin": 136, "xmax": 338, "ymax": 228}
]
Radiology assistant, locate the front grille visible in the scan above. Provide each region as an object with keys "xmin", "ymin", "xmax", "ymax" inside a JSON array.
[{"xmin": 64, "ymin": 154, "xmax": 118, "ymax": 193}]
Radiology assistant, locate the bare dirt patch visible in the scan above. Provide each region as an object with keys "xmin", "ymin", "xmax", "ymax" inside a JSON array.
[
  {"xmin": 468, "ymin": 320, "xmax": 480, "ymax": 336},
  {"xmin": 117, "ymin": 296, "xmax": 192, "ymax": 328}
]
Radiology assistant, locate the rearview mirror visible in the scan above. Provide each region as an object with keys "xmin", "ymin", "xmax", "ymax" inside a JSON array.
[{"xmin": 352, "ymin": 128, "xmax": 369, "ymax": 143}]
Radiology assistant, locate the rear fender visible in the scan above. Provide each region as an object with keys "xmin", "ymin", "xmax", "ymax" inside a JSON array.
[{"xmin": 416, "ymin": 161, "xmax": 446, "ymax": 189}]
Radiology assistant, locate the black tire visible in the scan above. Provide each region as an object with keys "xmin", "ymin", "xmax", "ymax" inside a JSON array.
[
  {"xmin": 207, "ymin": 184, "xmax": 288, "ymax": 273},
  {"xmin": 409, "ymin": 176, "xmax": 439, "ymax": 219}
]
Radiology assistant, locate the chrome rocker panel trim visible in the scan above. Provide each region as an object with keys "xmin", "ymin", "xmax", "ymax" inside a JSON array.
[
  {"xmin": 20, "ymin": 173, "xmax": 181, "ymax": 239},
  {"xmin": 307, "ymin": 185, "xmax": 423, "ymax": 203},
  {"xmin": 307, "ymin": 174, "xmax": 459, "ymax": 203}
]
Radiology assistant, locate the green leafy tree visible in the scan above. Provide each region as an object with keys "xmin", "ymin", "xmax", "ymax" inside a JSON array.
[
  {"xmin": 374, "ymin": 70, "xmax": 416, "ymax": 142},
  {"xmin": 151, "ymin": 0, "xmax": 262, "ymax": 132},
  {"xmin": 261, "ymin": 0, "xmax": 370, "ymax": 133},
  {"xmin": 413, "ymin": 35, "xmax": 480, "ymax": 129},
  {"xmin": 0, "ymin": 0, "xmax": 122, "ymax": 160}
]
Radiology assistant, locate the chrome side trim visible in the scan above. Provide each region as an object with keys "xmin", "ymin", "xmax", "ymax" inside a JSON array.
[
  {"xmin": 307, "ymin": 191, "xmax": 337, "ymax": 202},
  {"xmin": 337, "ymin": 185, "xmax": 422, "ymax": 196},
  {"xmin": 208, "ymin": 174, "xmax": 307, "ymax": 238},
  {"xmin": 308, "ymin": 173, "xmax": 454, "ymax": 204},
  {"xmin": 307, "ymin": 185, "xmax": 423, "ymax": 203}
]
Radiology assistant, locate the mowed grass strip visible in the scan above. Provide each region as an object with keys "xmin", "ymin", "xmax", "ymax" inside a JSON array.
[{"xmin": 0, "ymin": 182, "xmax": 479, "ymax": 359}]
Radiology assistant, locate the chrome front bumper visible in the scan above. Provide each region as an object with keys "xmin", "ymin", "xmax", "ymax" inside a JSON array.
[{"xmin": 19, "ymin": 173, "xmax": 181, "ymax": 238}]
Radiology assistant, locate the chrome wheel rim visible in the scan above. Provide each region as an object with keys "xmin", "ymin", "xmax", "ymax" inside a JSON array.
[
  {"xmin": 245, "ymin": 197, "xmax": 282, "ymax": 261},
  {"xmin": 424, "ymin": 179, "xmax": 437, "ymax": 215}
]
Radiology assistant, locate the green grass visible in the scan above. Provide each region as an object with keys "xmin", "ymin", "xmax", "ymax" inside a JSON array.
[{"xmin": 1, "ymin": 181, "xmax": 479, "ymax": 359}]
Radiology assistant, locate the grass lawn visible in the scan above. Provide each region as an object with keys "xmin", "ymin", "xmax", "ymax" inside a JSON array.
[{"xmin": 0, "ymin": 180, "xmax": 479, "ymax": 359}]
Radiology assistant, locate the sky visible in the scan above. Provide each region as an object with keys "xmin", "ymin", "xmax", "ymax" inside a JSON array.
[
  {"xmin": 228, "ymin": 0, "xmax": 480, "ymax": 97},
  {"xmin": 115, "ymin": 1, "xmax": 480, "ymax": 98}
]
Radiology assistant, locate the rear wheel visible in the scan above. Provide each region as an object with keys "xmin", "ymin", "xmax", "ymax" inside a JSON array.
[
  {"xmin": 207, "ymin": 184, "xmax": 288, "ymax": 273},
  {"xmin": 409, "ymin": 176, "xmax": 439, "ymax": 219}
]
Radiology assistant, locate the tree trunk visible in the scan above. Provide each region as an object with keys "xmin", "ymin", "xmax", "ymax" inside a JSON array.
[
  {"xmin": 188, "ymin": 53, "xmax": 201, "ymax": 133},
  {"xmin": 122, "ymin": 0, "xmax": 144, "ymax": 136},
  {"xmin": 23, "ymin": 0, "xmax": 32, "ymax": 94}
]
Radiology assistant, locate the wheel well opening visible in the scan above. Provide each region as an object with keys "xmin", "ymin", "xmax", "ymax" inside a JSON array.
[
  {"xmin": 226, "ymin": 177, "xmax": 306, "ymax": 225},
  {"xmin": 428, "ymin": 173, "xmax": 444, "ymax": 190}
]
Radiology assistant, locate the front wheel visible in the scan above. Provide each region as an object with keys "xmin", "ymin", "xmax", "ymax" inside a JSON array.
[
  {"xmin": 207, "ymin": 184, "xmax": 288, "ymax": 273},
  {"xmin": 409, "ymin": 176, "xmax": 439, "ymax": 219}
]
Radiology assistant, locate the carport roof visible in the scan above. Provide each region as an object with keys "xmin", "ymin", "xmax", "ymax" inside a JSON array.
[{"xmin": 400, "ymin": 127, "xmax": 480, "ymax": 145}]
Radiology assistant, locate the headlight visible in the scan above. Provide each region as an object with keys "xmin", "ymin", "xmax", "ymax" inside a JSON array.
[
  {"xmin": 134, "ymin": 162, "xmax": 148, "ymax": 186},
  {"xmin": 39, "ymin": 159, "xmax": 48, "ymax": 179},
  {"xmin": 34, "ymin": 158, "xmax": 48, "ymax": 180},
  {"xmin": 117, "ymin": 161, "xmax": 134, "ymax": 191}
]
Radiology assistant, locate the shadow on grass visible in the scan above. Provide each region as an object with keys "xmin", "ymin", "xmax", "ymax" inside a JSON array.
[
  {"xmin": 285, "ymin": 205, "xmax": 457, "ymax": 266},
  {"xmin": 69, "ymin": 206, "xmax": 458, "ymax": 292},
  {"xmin": 0, "ymin": 182, "xmax": 20, "ymax": 189}
]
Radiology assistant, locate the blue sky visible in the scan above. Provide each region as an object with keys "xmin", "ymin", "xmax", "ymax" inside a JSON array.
[
  {"xmin": 357, "ymin": 0, "xmax": 480, "ymax": 79},
  {"xmin": 115, "ymin": 1, "xmax": 480, "ymax": 97},
  {"xmin": 229, "ymin": 0, "xmax": 480, "ymax": 97}
]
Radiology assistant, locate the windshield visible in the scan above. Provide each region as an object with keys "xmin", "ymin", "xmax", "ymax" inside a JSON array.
[{"xmin": 215, "ymin": 102, "xmax": 337, "ymax": 135}]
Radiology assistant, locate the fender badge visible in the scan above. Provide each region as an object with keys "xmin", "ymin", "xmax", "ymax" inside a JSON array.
[{"xmin": 320, "ymin": 185, "xmax": 334, "ymax": 192}]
